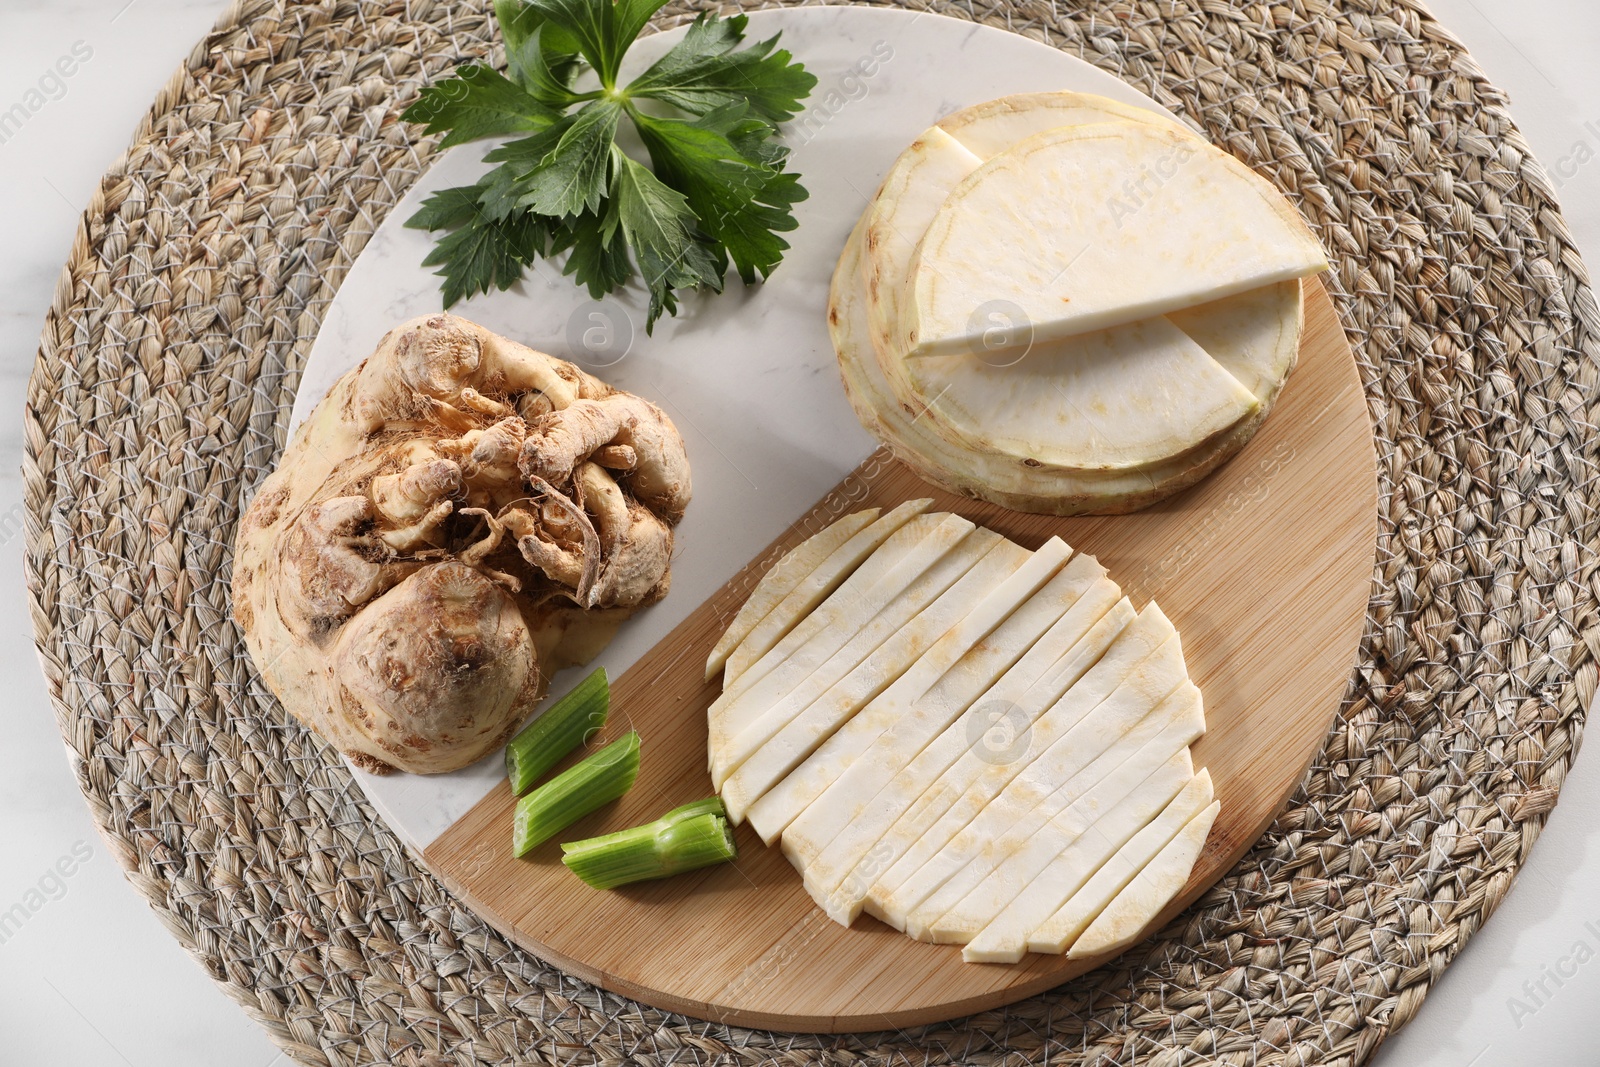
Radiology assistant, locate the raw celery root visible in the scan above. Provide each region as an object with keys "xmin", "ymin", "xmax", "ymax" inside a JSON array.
[{"xmin": 233, "ymin": 314, "xmax": 691, "ymax": 774}]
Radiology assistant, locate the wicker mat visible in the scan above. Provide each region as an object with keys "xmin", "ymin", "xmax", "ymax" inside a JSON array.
[{"xmin": 24, "ymin": 0, "xmax": 1599, "ymax": 1063}]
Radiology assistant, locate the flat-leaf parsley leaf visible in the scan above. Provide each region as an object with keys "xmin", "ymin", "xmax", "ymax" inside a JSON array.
[{"xmin": 402, "ymin": 0, "xmax": 817, "ymax": 330}]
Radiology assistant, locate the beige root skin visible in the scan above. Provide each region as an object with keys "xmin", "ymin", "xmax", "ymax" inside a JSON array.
[
  {"xmin": 233, "ymin": 313, "xmax": 690, "ymax": 774},
  {"xmin": 332, "ymin": 563, "xmax": 539, "ymax": 771},
  {"xmin": 575, "ymin": 462, "xmax": 673, "ymax": 609},
  {"xmin": 521, "ymin": 394, "xmax": 693, "ymax": 525}
]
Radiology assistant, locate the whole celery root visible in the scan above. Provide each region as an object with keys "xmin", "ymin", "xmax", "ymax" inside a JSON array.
[{"xmin": 233, "ymin": 314, "xmax": 691, "ymax": 774}]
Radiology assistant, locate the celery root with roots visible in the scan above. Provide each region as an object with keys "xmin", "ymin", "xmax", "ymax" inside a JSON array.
[{"xmin": 233, "ymin": 314, "xmax": 691, "ymax": 774}]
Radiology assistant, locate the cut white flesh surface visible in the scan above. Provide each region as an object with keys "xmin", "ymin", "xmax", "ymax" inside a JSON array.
[
  {"xmin": 930, "ymin": 685, "xmax": 1203, "ymax": 945},
  {"xmin": 833, "ymin": 217, "xmax": 1271, "ymax": 515},
  {"xmin": 862, "ymin": 125, "xmax": 982, "ymax": 400},
  {"xmin": 1167, "ymin": 281, "xmax": 1302, "ymax": 405},
  {"xmin": 711, "ymin": 509, "xmax": 948, "ymax": 771},
  {"xmin": 890, "ymin": 631, "xmax": 1189, "ymax": 939},
  {"xmin": 809, "ymin": 570, "xmax": 1125, "ymax": 924},
  {"xmin": 746, "ymin": 537, "xmax": 1071, "ymax": 842},
  {"xmin": 721, "ymin": 499, "xmax": 930, "ymax": 690},
  {"xmin": 1068, "ymin": 798, "xmax": 1220, "ymax": 959},
  {"xmin": 864, "ymin": 101, "xmax": 1187, "ymax": 423},
  {"xmin": 705, "ymin": 509, "xmax": 881, "ymax": 681},
  {"xmin": 732, "ymin": 534, "xmax": 1025, "ymax": 831},
  {"xmin": 906, "ymin": 318, "xmax": 1258, "ymax": 472},
  {"xmin": 849, "ymin": 594, "xmax": 1133, "ymax": 921},
  {"xmin": 712, "ymin": 511, "xmax": 956, "ymax": 737},
  {"xmin": 962, "ymin": 755, "xmax": 1198, "ymax": 963},
  {"xmin": 789, "ymin": 551, "xmax": 1107, "ymax": 914},
  {"xmin": 902, "ymin": 121, "xmax": 1329, "ymax": 359},
  {"xmin": 708, "ymin": 512, "xmax": 976, "ymax": 785},
  {"xmin": 921, "ymin": 681, "xmax": 1196, "ymax": 947},
  {"xmin": 717, "ymin": 529, "xmax": 1005, "ymax": 819},
  {"xmin": 1028, "ymin": 770, "xmax": 1213, "ymax": 956},
  {"xmin": 953, "ymin": 755, "xmax": 1196, "ymax": 966},
  {"xmin": 866, "ymin": 604, "xmax": 1175, "ymax": 930}
]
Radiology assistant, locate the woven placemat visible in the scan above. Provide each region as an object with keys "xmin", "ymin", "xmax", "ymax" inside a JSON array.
[{"xmin": 25, "ymin": 0, "xmax": 1599, "ymax": 1063}]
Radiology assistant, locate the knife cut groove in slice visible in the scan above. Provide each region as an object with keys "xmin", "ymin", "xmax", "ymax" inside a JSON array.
[
  {"xmin": 802, "ymin": 557, "xmax": 1119, "ymax": 922},
  {"xmin": 1028, "ymin": 770, "xmax": 1214, "ymax": 956},
  {"xmin": 746, "ymin": 537, "xmax": 1069, "ymax": 842},
  {"xmin": 718, "ymin": 530, "xmax": 1009, "ymax": 821},
  {"xmin": 949, "ymin": 751, "xmax": 1193, "ymax": 956},
  {"xmin": 707, "ymin": 506, "xmax": 1217, "ymax": 963},
  {"xmin": 705, "ymin": 508, "xmax": 880, "ymax": 681},
  {"xmin": 825, "ymin": 593, "xmax": 1134, "ymax": 928},
  {"xmin": 709, "ymin": 512, "xmax": 975, "ymax": 783},
  {"xmin": 1068, "ymin": 798, "xmax": 1221, "ymax": 958},
  {"xmin": 867, "ymin": 605, "xmax": 1176, "ymax": 930},
  {"xmin": 961, "ymin": 758, "xmax": 1199, "ymax": 963},
  {"xmin": 900, "ymin": 645, "xmax": 1194, "ymax": 941},
  {"xmin": 721, "ymin": 499, "xmax": 930, "ymax": 688},
  {"xmin": 712, "ymin": 523, "xmax": 994, "ymax": 787},
  {"xmin": 784, "ymin": 544, "xmax": 1097, "ymax": 887},
  {"xmin": 925, "ymin": 685, "xmax": 1204, "ymax": 944}
]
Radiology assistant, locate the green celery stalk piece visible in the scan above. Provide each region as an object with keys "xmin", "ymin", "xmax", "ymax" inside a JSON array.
[
  {"xmin": 513, "ymin": 730, "xmax": 640, "ymax": 856},
  {"xmin": 561, "ymin": 797, "xmax": 737, "ymax": 889},
  {"xmin": 506, "ymin": 667, "xmax": 610, "ymax": 796}
]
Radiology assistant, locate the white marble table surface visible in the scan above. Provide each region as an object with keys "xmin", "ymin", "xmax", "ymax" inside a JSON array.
[{"xmin": 0, "ymin": 2, "xmax": 1593, "ymax": 1064}]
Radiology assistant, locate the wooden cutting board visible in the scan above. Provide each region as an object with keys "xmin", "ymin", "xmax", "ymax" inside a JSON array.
[{"xmin": 424, "ymin": 276, "xmax": 1377, "ymax": 1032}]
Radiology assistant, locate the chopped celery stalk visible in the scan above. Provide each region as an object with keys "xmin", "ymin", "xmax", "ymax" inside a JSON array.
[
  {"xmin": 506, "ymin": 667, "xmax": 610, "ymax": 796},
  {"xmin": 562, "ymin": 800, "xmax": 737, "ymax": 890},
  {"xmin": 560, "ymin": 797, "xmax": 726, "ymax": 855},
  {"xmin": 513, "ymin": 731, "xmax": 639, "ymax": 857}
]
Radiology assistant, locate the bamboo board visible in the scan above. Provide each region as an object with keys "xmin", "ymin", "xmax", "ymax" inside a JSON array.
[{"xmin": 425, "ymin": 276, "xmax": 1377, "ymax": 1032}]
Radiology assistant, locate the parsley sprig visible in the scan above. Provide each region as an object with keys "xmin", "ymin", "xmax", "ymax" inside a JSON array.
[{"xmin": 402, "ymin": 0, "xmax": 817, "ymax": 330}]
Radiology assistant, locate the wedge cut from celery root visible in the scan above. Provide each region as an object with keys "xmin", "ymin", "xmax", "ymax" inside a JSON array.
[
  {"xmin": 900, "ymin": 653, "xmax": 1194, "ymax": 942},
  {"xmin": 795, "ymin": 553, "xmax": 1115, "ymax": 919},
  {"xmin": 866, "ymin": 605, "xmax": 1177, "ymax": 931},
  {"xmin": 513, "ymin": 731, "xmax": 640, "ymax": 857},
  {"xmin": 1030, "ymin": 771, "xmax": 1214, "ymax": 956},
  {"xmin": 745, "ymin": 537, "xmax": 1070, "ymax": 842},
  {"xmin": 1069, "ymin": 799, "xmax": 1220, "ymax": 958},
  {"xmin": 561, "ymin": 797, "xmax": 736, "ymax": 890},
  {"xmin": 506, "ymin": 667, "xmax": 610, "ymax": 797},
  {"xmin": 718, "ymin": 531, "xmax": 1006, "ymax": 820},
  {"xmin": 722, "ymin": 499, "xmax": 930, "ymax": 687},
  {"xmin": 927, "ymin": 687, "xmax": 1203, "ymax": 945},
  {"xmin": 708, "ymin": 512, "xmax": 976, "ymax": 784},
  {"xmin": 904, "ymin": 319, "xmax": 1259, "ymax": 473},
  {"xmin": 863, "ymin": 95, "xmax": 1187, "ymax": 416},
  {"xmin": 705, "ymin": 509, "xmax": 880, "ymax": 681},
  {"xmin": 901, "ymin": 122, "xmax": 1329, "ymax": 359}
]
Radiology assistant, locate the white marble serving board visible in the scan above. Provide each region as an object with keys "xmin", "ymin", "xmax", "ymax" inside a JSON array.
[{"xmin": 290, "ymin": 5, "xmax": 1184, "ymax": 854}]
